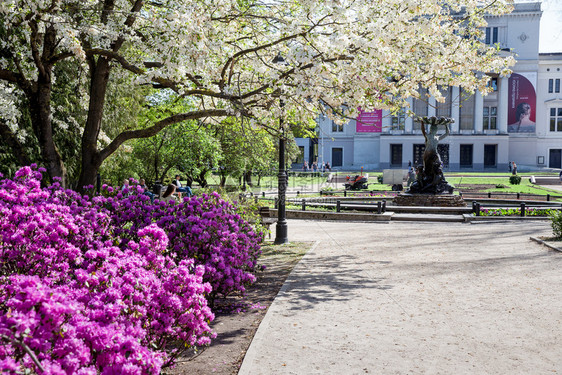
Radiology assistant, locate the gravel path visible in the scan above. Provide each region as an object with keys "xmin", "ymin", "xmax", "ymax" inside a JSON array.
[{"xmin": 240, "ymin": 220, "xmax": 562, "ymax": 375}]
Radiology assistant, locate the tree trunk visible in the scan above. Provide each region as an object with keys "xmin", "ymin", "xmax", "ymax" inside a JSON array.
[
  {"xmin": 244, "ymin": 170, "xmax": 253, "ymax": 187},
  {"xmin": 76, "ymin": 57, "xmax": 111, "ymax": 191},
  {"xmin": 159, "ymin": 165, "xmax": 173, "ymax": 185},
  {"xmin": 23, "ymin": 24, "xmax": 68, "ymax": 186},
  {"xmin": 195, "ymin": 169, "xmax": 208, "ymax": 188},
  {"xmin": 28, "ymin": 69, "xmax": 67, "ymax": 187}
]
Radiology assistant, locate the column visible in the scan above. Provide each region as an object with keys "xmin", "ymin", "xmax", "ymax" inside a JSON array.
[
  {"xmin": 474, "ymin": 89, "xmax": 484, "ymax": 133},
  {"xmin": 451, "ymin": 86, "xmax": 460, "ymax": 133},
  {"xmin": 405, "ymin": 98, "xmax": 414, "ymax": 133},
  {"xmin": 428, "ymin": 96, "xmax": 437, "ymax": 117},
  {"xmin": 498, "ymin": 75, "xmax": 509, "ymax": 134}
]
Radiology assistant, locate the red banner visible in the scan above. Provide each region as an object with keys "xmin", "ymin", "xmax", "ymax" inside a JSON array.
[
  {"xmin": 507, "ymin": 73, "xmax": 536, "ymax": 133},
  {"xmin": 356, "ymin": 108, "xmax": 382, "ymax": 133}
]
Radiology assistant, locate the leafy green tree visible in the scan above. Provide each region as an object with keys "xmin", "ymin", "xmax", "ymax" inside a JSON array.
[{"xmin": 122, "ymin": 121, "xmax": 222, "ymax": 187}]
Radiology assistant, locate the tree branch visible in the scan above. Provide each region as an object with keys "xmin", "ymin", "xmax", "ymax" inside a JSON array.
[
  {"xmin": 98, "ymin": 109, "xmax": 230, "ymax": 161},
  {"xmin": 219, "ymin": 13, "xmax": 331, "ymax": 91},
  {"xmin": 28, "ymin": 20, "xmax": 46, "ymax": 77},
  {"xmin": 0, "ymin": 68, "xmax": 20, "ymax": 83},
  {"xmin": 85, "ymin": 49, "xmax": 181, "ymax": 91},
  {"xmin": 0, "ymin": 334, "xmax": 45, "ymax": 373}
]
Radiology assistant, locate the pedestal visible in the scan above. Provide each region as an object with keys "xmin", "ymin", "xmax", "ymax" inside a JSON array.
[{"xmin": 393, "ymin": 193, "xmax": 466, "ymax": 207}]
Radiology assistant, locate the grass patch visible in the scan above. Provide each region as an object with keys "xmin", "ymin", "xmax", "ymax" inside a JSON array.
[{"xmin": 259, "ymin": 241, "xmax": 311, "ymax": 263}]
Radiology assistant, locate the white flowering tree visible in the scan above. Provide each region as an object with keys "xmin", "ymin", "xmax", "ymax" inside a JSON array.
[{"xmin": 0, "ymin": 0, "xmax": 514, "ymax": 189}]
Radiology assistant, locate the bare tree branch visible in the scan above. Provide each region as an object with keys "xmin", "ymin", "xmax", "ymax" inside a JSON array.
[{"xmin": 0, "ymin": 334, "xmax": 45, "ymax": 373}]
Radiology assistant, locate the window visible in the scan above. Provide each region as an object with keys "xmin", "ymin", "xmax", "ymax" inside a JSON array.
[
  {"xmin": 390, "ymin": 144, "xmax": 403, "ymax": 166},
  {"xmin": 438, "ymin": 144, "xmax": 450, "ymax": 168},
  {"xmin": 413, "ymin": 144, "xmax": 425, "ymax": 166},
  {"xmin": 331, "ymin": 121, "xmax": 344, "ymax": 133},
  {"xmin": 550, "ymin": 108, "xmax": 562, "ymax": 132},
  {"xmin": 483, "ymin": 106, "xmax": 497, "ymax": 130},
  {"xmin": 459, "ymin": 89, "xmax": 474, "ymax": 130},
  {"xmin": 413, "ymin": 87, "xmax": 429, "ymax": 130},
  {"xmin": 296, "ymin": 146, "xmax": 305, "ymax": 164},
  {"xmin": 436, "ymin": 86, "xmax": 452, "ymax": 117},
  {"xmin": 485, "ymin": 27, "xmax": 498, "ymax": 45},
  {"xmin": 391, "ymin": 109, "xmax": 405, "ymax": 130},
  {"xmin": 549, "ymin": 79, "xmax": 561, "ymax": 94},
  {"xmin": 460, "ymin": 144, "xmax": 473, "ymax": 167},
  {"xmin": 488, "ymin": 77, "xmax": 498, "ymax": 92}
]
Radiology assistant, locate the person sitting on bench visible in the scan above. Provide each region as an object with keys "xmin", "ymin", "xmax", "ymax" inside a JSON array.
[
  {"xmin": 160, "ymin": 184, "xmax": 177, "ymax": 202},
  {"xmin": 172, "ymin": 175, "xmax": 193, "ymax": 198}
]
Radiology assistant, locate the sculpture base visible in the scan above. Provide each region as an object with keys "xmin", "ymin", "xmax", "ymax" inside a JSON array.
[{"xmin": 393, "ymin": 193, "xmax": 466, "ymax": 207}]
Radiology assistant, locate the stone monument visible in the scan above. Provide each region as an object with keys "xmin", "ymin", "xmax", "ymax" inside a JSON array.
[{"xmin": 394, "ymin": 116, "xmax": 465, "ymax": 207}]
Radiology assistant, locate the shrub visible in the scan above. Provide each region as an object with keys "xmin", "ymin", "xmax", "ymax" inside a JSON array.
[
  {"xmin": 509, "ymin": 175, "xmax": 521, "ymax": 185},
  {"xmin": 107, "ymin": 190, "xmax": 263, "ymax": 303},
  {"xmin": 0, "ymin": 166, "xmax": 215, "ymax": 373},
  {"xmin": 495, "ymin": 184, "xmax": 507, "ymax": 188},
  {"xmin": 549, "ymin": 210, "xmax": 562, "ymax": 238}
]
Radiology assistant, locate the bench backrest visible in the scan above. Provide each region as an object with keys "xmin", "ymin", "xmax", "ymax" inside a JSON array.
[{"xmin": 258, "ymin": 206, "xmax": 271, "ymax": 217}]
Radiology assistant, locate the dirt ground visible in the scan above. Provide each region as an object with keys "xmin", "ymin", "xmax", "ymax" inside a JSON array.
[{"xmin": 163, "ymin": 242, "xmax": 311, "ymax": 375}]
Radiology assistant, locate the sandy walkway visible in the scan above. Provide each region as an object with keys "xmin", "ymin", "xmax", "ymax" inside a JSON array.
[{"xmin": 240, "ymin": 220, "xmax": 562, "ymax": 375}]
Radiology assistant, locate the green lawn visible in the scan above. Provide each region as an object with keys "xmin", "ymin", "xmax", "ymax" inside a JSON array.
[{"xmin": 202, "ymin": 171, "xmax": 561, "ymax": 197}]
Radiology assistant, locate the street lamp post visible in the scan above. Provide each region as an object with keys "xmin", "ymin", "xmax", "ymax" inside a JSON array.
[
  {"xmin": 272, "ymin": 52, "xmax": 289, "ymax": 244},
  {"xmin": 274, "ymin": 100, "xmax": 289, "ymax": 244}
]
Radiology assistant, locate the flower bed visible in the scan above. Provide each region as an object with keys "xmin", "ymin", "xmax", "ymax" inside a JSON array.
[
  {"xmin": 479, "ymin": 208, "xmax": 556, "ymax": 216},
  {"xmin": 0, "ymin": 166, "xmax": 262, "ymax": 373}
]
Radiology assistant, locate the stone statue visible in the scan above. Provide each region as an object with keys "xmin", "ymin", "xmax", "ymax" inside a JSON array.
[{"xmin": 407, "ymin": 116, "xmax": 454, "ymax": 194}]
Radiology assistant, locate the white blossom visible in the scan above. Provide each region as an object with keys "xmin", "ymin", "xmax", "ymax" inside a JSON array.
[{"xmin": 0, "ymin": 0, "xmax": 515, "ymax": 133}]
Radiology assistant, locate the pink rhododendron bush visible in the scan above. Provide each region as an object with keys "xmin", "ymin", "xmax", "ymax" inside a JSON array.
[
  {"xmin": 0, "ymin": 166, "xmax": 263, "ymax": 373},
  {"xmin": 107, "ymin": 188, "xmax": 263, "ymax": 304}
]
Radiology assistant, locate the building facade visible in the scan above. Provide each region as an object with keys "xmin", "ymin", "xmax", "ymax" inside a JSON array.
[{"xmin": 296, "ymin": 2, "xmax": 562, "ymax": 172}]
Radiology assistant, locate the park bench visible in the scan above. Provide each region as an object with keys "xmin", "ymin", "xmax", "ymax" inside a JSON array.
[{"xmin": 258, "ymin": 206, "xmax": 277, "ymax": 238}]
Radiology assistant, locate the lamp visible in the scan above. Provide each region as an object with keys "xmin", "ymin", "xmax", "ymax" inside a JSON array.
[{"xmin": 272, "ymin": 53, "xmax": 289, "ymax": 244}]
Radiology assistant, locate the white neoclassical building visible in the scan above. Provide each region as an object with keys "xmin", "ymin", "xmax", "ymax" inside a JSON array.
[{"xmin": 295, "ymin": 2, "xmax": 562, "ymax": 172}]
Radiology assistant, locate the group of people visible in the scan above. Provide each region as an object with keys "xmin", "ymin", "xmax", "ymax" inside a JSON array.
[
  {"xmin": 121, "ymin": 175, "xmax": 193, "ymax": 203},
  {"xmin": 302, "ymin": 161, "xmax": 331, "ymax": 172}
]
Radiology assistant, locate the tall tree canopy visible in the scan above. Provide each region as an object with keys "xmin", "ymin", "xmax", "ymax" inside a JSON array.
[{"xmin": 0, "ymin": 0, "xmax": 515, "ymax": 189}]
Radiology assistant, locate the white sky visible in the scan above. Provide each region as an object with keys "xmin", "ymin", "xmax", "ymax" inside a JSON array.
[{"xmin": 533, "ymin": 0, "xmax": 562, "ymax": 53}]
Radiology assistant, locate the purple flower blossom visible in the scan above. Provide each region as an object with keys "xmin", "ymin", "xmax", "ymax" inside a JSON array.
[{"xmin": 0, "ymin": 166, "xmax": 233, "ymax": 373}]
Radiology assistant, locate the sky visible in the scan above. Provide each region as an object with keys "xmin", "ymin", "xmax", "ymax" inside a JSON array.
[{"xmin": 532, "ymin": 0, "xmax": 562, "ymax": 53}]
